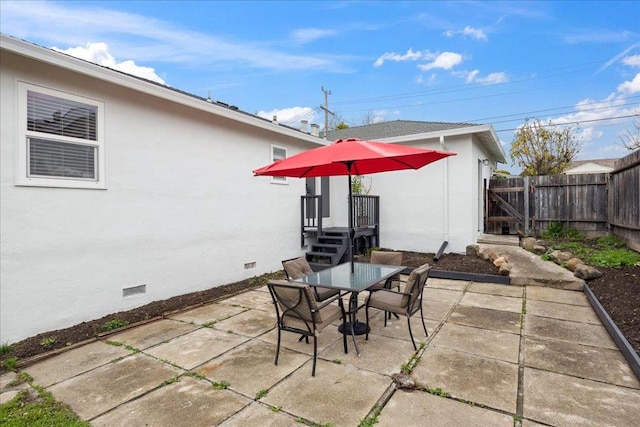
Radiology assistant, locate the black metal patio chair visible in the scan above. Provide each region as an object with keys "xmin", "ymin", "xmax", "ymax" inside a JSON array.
[
  {"xmin": 364, "ymin": 263, "xmax": 431, "ymax": 350},
  {"xmin": 267, "ymin": 280, "xmax": 348, "ymax": 376}
]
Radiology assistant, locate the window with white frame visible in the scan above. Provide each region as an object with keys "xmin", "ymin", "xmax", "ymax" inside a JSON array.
[
  {"xmin": 271, "ymin": 144, "xmax": 287, "ymax": 184},
  {"xmin": 17, "ymin": 83, "xmax": 105, "ymax": 189}
]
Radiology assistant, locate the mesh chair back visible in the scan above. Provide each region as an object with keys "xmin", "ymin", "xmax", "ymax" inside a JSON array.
[
  {"xmin": 405, "ymin": 263, "xmax": 430, "ymax": 311},
  {"xmin": 370, "ymin": 251, "xmax": 403, "ymax": 267},
  {"xmin": 282, "ymin": 257, "xmax": 314, "ymax": 280},
  {"xmin": 268, "ymin": 280, "xmax": 319, "ymax": 324}
]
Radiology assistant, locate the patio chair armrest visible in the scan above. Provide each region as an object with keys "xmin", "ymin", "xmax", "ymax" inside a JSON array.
[{"xmin": 315, "ymin": 292, "xmax": 343, "ymax": 310}]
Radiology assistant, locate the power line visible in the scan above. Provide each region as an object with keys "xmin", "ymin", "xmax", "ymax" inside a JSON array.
[
  {"xmin": 331, "ymin": 59, "xmax": 609, "ymax": 107},
  {"xmin": 495, "ymin": 113, "xmax": 637, "ymax": 133}
]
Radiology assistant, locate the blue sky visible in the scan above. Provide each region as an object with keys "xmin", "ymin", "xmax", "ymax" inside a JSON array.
[{"xmin": 2, "ymin": 1, "xmax": 639, "ymax": 172}]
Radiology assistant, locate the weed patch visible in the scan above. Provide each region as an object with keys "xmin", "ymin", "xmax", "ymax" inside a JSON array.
[{"xmin": 0, "ymin": 387, "xmax": 90, "ymax": 426}]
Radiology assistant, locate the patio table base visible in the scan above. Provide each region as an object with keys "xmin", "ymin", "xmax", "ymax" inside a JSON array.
[{"xmin": 339, "ymin": 321, "xmax": 369, "ymax": 336}]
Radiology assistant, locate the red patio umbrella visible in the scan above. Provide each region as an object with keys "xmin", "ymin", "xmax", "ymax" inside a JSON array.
[{"xmin": 253, "ymin": 138, "xmax": 456, "ymax": 269}]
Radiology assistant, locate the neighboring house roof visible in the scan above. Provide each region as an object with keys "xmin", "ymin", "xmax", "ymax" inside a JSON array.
[
  {"xmin": 563, "ymin": 159, "xmax": 616, "ymax": 175},
  {"xmin": 326, "ymin": 120, "xmax": 507, "ymax": 163}
]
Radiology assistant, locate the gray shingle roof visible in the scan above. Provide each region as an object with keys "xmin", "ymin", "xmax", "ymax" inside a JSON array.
[{"xmin": 324, "ymin": 120, "xmax": 479, "ymax": 141}]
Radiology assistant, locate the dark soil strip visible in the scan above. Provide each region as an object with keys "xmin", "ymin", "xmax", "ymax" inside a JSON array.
[{"xmin": 584, "ymin": 285, "xmax": 640, "ymax": 381}]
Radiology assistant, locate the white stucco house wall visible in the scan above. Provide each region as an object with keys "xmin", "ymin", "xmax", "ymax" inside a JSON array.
[
  {"xmin": 0, "ymin": 35, "xmax": 328, "ymax": 343},
  {"xmin": 1, "ymin": 35, "xmax": 505, "ymax": 343},
  {"xmin": 326, "ymin": 122, "xmax": 507, "ymax": 254}
]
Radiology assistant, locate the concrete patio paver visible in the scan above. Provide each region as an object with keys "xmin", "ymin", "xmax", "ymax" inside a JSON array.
[
  {"xmin": 195, "ymin": 339, "xmax": 310, "ymax": 398},
  {"xmin": 365, "ymin": 312, "xmax": 439, "ymax": 345},
  {"xmin": 46, "ymin": 353, "xmax": 182, "ymax": 420},
  {"xmin": 167, "ymin": 302, "xmax": 247, "ymax": 325},
  {"xmin": 378, "ymin": 389, "xmax": 514, "ymax": 427},
  {"xmin": 107, "ymin": 318, "xmax": 198, "ymax": 350},
  {"xmin": 412, "ymin": 346, "xmax": 519, "ymax": 413},
  {"xmin": 526, "ymin": 285, "xmax": 590, "ymax": 306},
  {"xmin": 91, "ymin": 375, "xmax": 250, "ymax": 427},
  {"xmin": 258, "ymin": 323, "xmax": 342, "ymax": 356},
  {"xmin": 218, "ymin": 401, "xmax": 302, "ymax": 426},
  {"xmin": 524, "ymin": 335, "xmax": 640, "ymax": 389},
  {"xmin": 468, "ymin": 281, "xmax": 524, "ymax": 298},
  {"xmin": 526, "ymin": 298, "xmax": 602, "ymax": 324},
  {"xmin": 525, "ymin": 314, "xmax": 618, "ymax": 349},
  {"xmin": 430, "ymin": 322, "xmax": 520, "ymax": 363},
  {"xmin": 448, "ymin": 305, "xmax": 522, "ymax": 334},
  {"xmin": 321, "ymin": 332, "xmax": 416, "ymax": 376},
  {"xmin": 423, "ymin": 287, "xmax": 463, "ymax": 304},
  {"xmin": 217, "ymin": 289, "xmax": 274, "ymax": 311},
  {"xmin": 524, "ymin": 367, "xmax": 640, "ymax": 427},
  {"xmin": 261, "ymin": 359, "xmax": 391, "ymax": 427},
  {"xmin": 144, "ymin": 327, "xmax": 250, "ymax": 370},
  {"xmin": 210, "ymin": 308, "xmax": 275, "ymax": 337},
  {"xmin": 458, "ymin": 292, "xmax": 522, "ymax": 313},
  {"xmin": 422, "ymin": 299, "xmax": 456, "ymax": 321},
  {"xmin": 426, "ymin": 278, "xmax": 470, "ymax": 291},
  {"xmin": 24, "ymin": 340, "xmax": 132, "ymax": 387}
]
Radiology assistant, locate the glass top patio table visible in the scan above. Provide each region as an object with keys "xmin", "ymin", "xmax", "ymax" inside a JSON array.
[{"xmin": 294, "ymin": 262, "xmax": 405, "ymax": 292}]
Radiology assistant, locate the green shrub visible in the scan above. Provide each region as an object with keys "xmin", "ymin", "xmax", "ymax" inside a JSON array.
[
  {"xmin": 542, "ymin": 222, "xmax": 564, "ymax": 238},
  {"xmin": 587, "ymin": 249, "xmax": 640, "ymax": 268},
  {"xmin": 100, "ymin": 319, "xmax": 129, "ymax": 332}
]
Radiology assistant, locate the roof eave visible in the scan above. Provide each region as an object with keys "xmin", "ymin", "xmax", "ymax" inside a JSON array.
[
  {"xmin": 0, "ymin": 34, "xmax": 326, "ymax": 148},
  {"xmin": 375, "ymin": 124, "xmax": 507, "ymax": 163}
]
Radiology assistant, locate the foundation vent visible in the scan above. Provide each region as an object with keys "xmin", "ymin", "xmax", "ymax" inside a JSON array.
[{"xmin": 123, "ymin": 284, "xmax": 147, "ymax": 297}]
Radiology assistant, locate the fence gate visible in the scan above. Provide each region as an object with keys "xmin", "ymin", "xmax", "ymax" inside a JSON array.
[
  {"xmin": 486, "ymin": 177, "xmax": 529, "ymax": 235},
  {"xmin": 486, "ymin": 174, "xmax": 610, "ymax": 237}
]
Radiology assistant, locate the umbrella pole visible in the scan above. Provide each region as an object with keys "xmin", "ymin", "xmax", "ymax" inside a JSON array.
[{"xmin": 347, "ymin": 164, "xmax": 354, "ymax": 273}]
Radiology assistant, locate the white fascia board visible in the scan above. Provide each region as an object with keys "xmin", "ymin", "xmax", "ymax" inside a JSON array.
[
  {"xmin": 1, "ymin": 34, "xmax": 326, "ymax": 148},
  {"xmin": 375, "ymin": 124, "xmax": 507, "ymax": 163}
]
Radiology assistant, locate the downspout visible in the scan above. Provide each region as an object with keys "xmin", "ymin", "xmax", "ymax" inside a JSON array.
[{"xmin": 439, "ymin": 136, "xmax": 450, "ymax": 246}]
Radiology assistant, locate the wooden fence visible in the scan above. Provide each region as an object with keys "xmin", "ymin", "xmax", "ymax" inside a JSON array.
[
  {"xmin": 609, "ymin": 150, "xmax": 640, "ymax": 251},
  {"xmin": 487, "ymin": 149, "xmax": 640, "ymax": 250}
]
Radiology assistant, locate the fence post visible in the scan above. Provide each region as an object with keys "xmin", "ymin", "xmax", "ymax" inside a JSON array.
[{"xmin": 524, "ymin": 176, "xmax": 530, "ymax": 235}]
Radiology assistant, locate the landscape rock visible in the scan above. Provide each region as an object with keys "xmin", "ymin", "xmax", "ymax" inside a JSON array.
[
  {"xmin": 493, "ymin": 256, "xmax": 506, "ymax": 267},
  {"xmin": 391, "ymin": 372, "xmax": 416, "ymax": 389},
  {"xmin": 466, "ymin": 244, "xmax": 480, "ymax": 257},
  {"xmin": 549, "ymin": 250, "xmax": 574, "ymax": 265},
  {"xmin": 478, "ymin": 249, "xmax": 491, "ymax": 260},
  {"xmin": 521, "ymin": 237, "xmax": 537, "ymax": 251},
  {"xmin": 533, "ymin": 245, "xmax": 547, "ymax": 254},
  {"xmin": 565, "ymin": 257, "xmax": 585, "ymax": 272},
  {"xmin": 498, "ymin": 263, "xmax": 512, "ymax": 276},
  {"xmin": 574, "ymin": 264, "xmax": 603, "ymax": 280}
]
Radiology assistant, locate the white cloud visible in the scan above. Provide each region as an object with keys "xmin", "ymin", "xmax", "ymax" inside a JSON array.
[
  {"xmin": 617, "ymin": 73, "xmax": 640, "ymax": 94},
  {"xmin": 374, "ymin": 48, "xmax": 423, "ymax": 67},
  {"xmin": 444, "ymin": 26, "xmax": 488, "ymax": 41},
  {"xmin": 548, "ymin": 93, "xmax": 632, "ymax": 137},
  {"xmin": 0, "ymin": 1, "xmax": 349, "ymax": 73},
  {"xmin": 418, "ymin": 52, "xmax": 463, "ymax": 71},
  {"xmin": 476, "ymin": 72, "xmax": 508, "ymax": 85},
  {"xmin": 53, "ymin": 42, "xmax": 166, "ymax": 84},
  {"xmin": 623, "ymin": 54, "xmax": 640, "ymax": 67},
  {"xmin": 257, "ymin": 106, "xmax": 318, "ymax": 128},
  {"xmin": 291, "ymin": 28, "xmax": 337, "ymax": 44},
  {"xmin": 454, "ymin": 69, "xmax": 507, "ymax": 85}
]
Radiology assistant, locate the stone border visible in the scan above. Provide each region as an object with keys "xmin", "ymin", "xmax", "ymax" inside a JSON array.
[{"xmin": 584, "ymin": 284, "xmax": 640, "ymax": 381}]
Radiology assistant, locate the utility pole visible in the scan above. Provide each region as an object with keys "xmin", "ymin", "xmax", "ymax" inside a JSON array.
[{"xmin": 320, "ymin": 86, "xmax": 335, "ymax": 138}]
